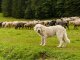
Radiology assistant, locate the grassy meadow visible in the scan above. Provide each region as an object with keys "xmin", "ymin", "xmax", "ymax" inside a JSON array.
[{"xmin": 0, "ymin": 13, "xmax": 80, "ymax": 60}]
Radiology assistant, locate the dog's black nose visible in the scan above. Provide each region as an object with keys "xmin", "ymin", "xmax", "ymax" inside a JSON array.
[{"xmin": 38, "ymin": 30, "xmax": 40, "ymax": 33}]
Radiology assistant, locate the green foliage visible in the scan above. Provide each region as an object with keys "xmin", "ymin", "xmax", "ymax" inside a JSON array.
[
  {"xmin": 1, "ymin": 0, "xmax": 80, "ymax": 19},
  {"xmin": 12, "ymin": 0, "xmax": 26, "ymax": 18},
  {"xmin": 1, "ymin": 0, "xmax": 12, "ymax": 17},
  {"xmin": 24, "ymin": 0, "xmax": 35, "ymax": 19},
  {"xmin": 35, "ymin": 0, "xmax": 53, "ymax": 19},
  {"xmin": 64, "ymin": 0, "xmax": 80, "ymax": 17},
  {"xmin": 55, "ymin": 0, "xmax": 65, "ymax": 17},
  {"xmin": 24, "ymin": 7, "xmax": 34, "ymax": 19},
  {"xmin": 0, "ymin": 0, "xmax": 2, "ymax": 12}
]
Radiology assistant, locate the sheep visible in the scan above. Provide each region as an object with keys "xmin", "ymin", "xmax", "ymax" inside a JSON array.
[
  {"xmin": 4, "ymin": 22, "xmax": 13, "ymax": 28},
  {"xmin": 2, "ymin": 22, "xmax": 7, "ymax": 28},
  {"xmin": 24, "ymin": 21, "xmax": 36, "ymax": 29},
  {"xmin": 71, "ymin": 20, "xmax": 80, "ymax": 29},
  {"xmin": 15, "ymin": 22, "xmax": 26, "ymax": 29},
  {"xmin": 56, "ymin": 19, "xmax": 69, "ymax": 29}
]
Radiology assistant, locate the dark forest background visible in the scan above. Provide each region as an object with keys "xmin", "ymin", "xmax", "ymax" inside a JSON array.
[{"xmin": 0, "ymin": 0, "xmax": 80, "ymax": 19}]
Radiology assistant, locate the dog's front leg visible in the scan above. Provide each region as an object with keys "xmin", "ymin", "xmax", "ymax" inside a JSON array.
[
  {"xmin": 40, "ymin": 36, "xmax": 47, "ymax": 46},
  {"xmin": 40, "ymin": 36, "xmax": 44, "ymax": 45},
  {"xmin": 42, "ymin": 36, "xmax": 47, "ymax": 46}
]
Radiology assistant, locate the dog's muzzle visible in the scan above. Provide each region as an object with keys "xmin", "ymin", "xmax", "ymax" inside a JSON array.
[{"xmin": 38, "ymin": 30, "xmax": 40, "ymax": 33}]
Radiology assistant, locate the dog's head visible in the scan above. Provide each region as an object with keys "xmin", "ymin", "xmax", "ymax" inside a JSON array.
[{"xmin": 34, "ymin": 24, "xmax": 44, "ymax": 34}]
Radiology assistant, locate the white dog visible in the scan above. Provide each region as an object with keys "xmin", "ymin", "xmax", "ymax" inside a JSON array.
[{"xmin": 34, "ymin": 24, "xmax": 70, "ymax": 48}]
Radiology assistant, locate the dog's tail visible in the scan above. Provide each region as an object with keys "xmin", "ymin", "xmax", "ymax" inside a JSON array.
[{"xmin": 63, "ymin": 31, "xmax": 70, "ymax": 43}]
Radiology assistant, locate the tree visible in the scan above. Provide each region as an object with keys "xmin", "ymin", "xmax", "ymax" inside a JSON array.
[
  {"xmin": 1, "ymin": 0, "xmax": 80, "ymax": 19},
  {"xmin": 55, "ymin": 0, "xmax": 65, "ymax": 18},
  {"xmin": 35, "ymin": 0, "xmax": 54, "ymax": 19},
  {"xmin": 12, "ymin": 0, "xmax": 26, "ymax": 18},
  {"xmin": 0, "ymin": 0, "xmax": 2, "ymax": 12},
  {"xmin": 24, "ymin": 0, "xmax": 35, "ymax": 19},
  {"xmin": 2, "ymin": 0, "xmax": 12, "ymax": 17}
]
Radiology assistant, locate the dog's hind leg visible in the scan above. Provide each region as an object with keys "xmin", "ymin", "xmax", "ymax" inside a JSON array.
[
  {"xmin": 62, "ymin": 32, "xmax": 70, "ymax": 47},
  {"xmin": 57, "ymin": 39, "xmax": 64, "ymax": 48}
]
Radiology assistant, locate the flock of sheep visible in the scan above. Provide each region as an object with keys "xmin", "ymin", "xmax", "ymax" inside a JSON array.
[
  {"xmin": 0, "ymin": 16, "xmax": 80, "ymax": 29},
  {"xmin": 0, "ymin": 20, "xmax": 48, "ymax": 29}
]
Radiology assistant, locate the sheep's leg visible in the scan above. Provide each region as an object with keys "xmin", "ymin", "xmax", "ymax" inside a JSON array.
[
  {"xmin": 66, "ymin": 24, "xmax": 69, "ymax": 29},
  {"xmin": 74, "ymin": 25, "xmax": 77, "ymax": 29},
  {"xmin": 24, "ymin": 26, "xmax": 26, "ymax": 29}
]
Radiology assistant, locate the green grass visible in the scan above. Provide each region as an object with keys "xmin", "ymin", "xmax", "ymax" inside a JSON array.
[
  {"xmin": 0, "ymin": 13, "xmax": 80, "ymax": 60},
  {"xmin": 0, "ymin": 13, "xmax": 33, "ymax": 21}
]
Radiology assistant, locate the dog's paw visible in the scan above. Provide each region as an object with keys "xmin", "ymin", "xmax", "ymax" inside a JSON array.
[
  {"xmin": 40, "ymin": 44, "xmax": 46, "ymax": 46},
  {"xmin": 57, "ymin": 46, "xmax": 62, "ymax": 48},
  {"xmin": 40, "ymin": 44, "xmax": 43, "ymax": 45},
  {"xmin": 62, "ymin": 45, "xmax": 66, "ymax": 48},
  {"xmin": 42, "ymin": 45, "xmax": 45, "ymax": 46}
]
